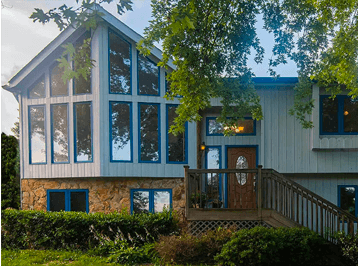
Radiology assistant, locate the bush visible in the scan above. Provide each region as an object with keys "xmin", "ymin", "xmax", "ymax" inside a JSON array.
[
  {"xmin": 155, "ymin": 227, "xmax": 233, "ymax": 264},
  {"xmin": 335, "ymin": 231, "xmax": 358, "ymax": 265},
  {"xmin": 215, "ymin": 227, "xmax": 330, "ymax": 266},
  {"xmin": 1, "ymin": 209, "xmax": 179, "ymax": 250}
]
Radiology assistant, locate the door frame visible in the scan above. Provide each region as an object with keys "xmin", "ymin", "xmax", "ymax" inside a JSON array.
[{"xmin": 224, "ymin": 145, "xmax": 259, "ymax": 208}]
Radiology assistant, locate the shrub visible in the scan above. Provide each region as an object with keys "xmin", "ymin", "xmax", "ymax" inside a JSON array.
[
  {"xmin": 155, "ymin": 227, "xmax": 233, "ymax": 264},
  {"xmin": 335, "ymin": 231, "xmax": 358, "ymax": 265},
  {"xmin": 215, "ymin": 227, "xmax": 330, "ymax": 266},
  {"xmin": 1, "ymin": 209, "xmax": 179, "ymax": 250}
]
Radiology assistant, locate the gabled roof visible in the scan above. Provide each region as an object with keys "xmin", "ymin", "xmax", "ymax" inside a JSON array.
[{"xmin": 2, "ymin": 5, "xmax": 174, "ymax": 96}]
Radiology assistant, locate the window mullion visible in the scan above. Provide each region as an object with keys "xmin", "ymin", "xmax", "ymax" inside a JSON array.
[
  {"xmin": 150, "ymin": 190, "xmax": 154, "ymax": 213},
  {"xmin": 65, "ymin": 190, "xmax": 70, "ymax": 211}
]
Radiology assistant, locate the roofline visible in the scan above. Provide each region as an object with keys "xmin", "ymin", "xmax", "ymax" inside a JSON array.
[{"xmin": 252, "ymin": 77, "xmax": 298, "ymax": 84}]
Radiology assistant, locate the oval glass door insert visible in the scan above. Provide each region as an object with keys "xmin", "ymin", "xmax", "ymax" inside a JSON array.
[{"xmin": 236, "ymin": 155, "xmax": 248, "ymax": 185}]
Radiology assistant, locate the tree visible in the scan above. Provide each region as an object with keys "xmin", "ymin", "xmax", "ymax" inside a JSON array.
[
  {"xmin": 1, "ymin": 133, "xmax": 20, "ymax": 209},
  {"xmin": 30, "ymin": 0, "xmax": 358, "ymax": 133}
]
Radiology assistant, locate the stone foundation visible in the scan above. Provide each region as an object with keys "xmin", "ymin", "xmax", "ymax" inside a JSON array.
[{"xmin": 21, "ymin": 177, "xmax": 185, "ymax": 213}]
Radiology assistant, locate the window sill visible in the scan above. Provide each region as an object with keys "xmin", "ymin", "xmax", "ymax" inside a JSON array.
[{"xmin": 312, "ymin": 135, "xmax": 358, "ymax": 150}]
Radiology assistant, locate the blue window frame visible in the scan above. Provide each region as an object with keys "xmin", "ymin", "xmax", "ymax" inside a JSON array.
[
  {"xmin": 109, "ymin": 101, "xmax": 132, "ymax": 162},
  {"xmin": 338, "ymin": 185, "xmax": 358, "ymax": 217},
  {"xmin": 137, "ymin": 52, "xmax": 160, "ymax": 96},
  {"xmin": 205, "ymin": 146, "xmax": 222, "ymax": 205},
  {"xmin": 47, "ymin": 189, "xmax": 89, "ymax": 212},
  {"xmin": 320, "ymin": 95, "xmax": 358, "ymax": 135},
  {"xmin": 74, "ymin": 102, "xmax": 93, "ymax": 163},
  {"xmin": 206, "ymin": 117, "xmax": 256, "ymax": 136},
  {"xmin": 166, "ymin": 104, "xmax": 188, "ymax": 164},
  {"xmin": 51, "ymin": 104, "xmax": 69, "ymax": 164},
  {"xmin": 108, "ymin": 28, "xmax": 132, "ymax": 95},
  {"xmin": 130, "ymin": 189, "xmax": 172, "ymax": 214},
  {"xmin": 138, "ymin": 103, "xmax": 161, "ymax": 163},
  {"xmin": 29, "ymin": 105, "xmax": 47, "ymax": 164}
]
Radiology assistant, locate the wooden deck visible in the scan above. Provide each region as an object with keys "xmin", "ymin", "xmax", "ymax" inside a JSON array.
[{"xmin": 184, "ymin": 166, "xmax": 358, "ymax": 242}]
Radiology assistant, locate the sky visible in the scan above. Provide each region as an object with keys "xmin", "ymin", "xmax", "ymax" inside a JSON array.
[{"xmin": 1, "ymin": 0, "xmax": 297, "ymax": 136}]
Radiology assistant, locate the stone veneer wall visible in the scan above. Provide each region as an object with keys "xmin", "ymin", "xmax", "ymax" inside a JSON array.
[{"xmin": 21, "ymin": 177, "xmax": 185, "ymax": 213}]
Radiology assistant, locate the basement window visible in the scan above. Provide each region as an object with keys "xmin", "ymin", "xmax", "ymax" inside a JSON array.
[
  {"xmin": 130, "ymin": 189, "xmax": 172, "ymax": 214},
  {"xmin": 47, "ymin": 189, "xmax": 88, "ymax": 212},
  {"xmin": 338, "ymin": 185, "xmax": 357, "ymax": 217}
]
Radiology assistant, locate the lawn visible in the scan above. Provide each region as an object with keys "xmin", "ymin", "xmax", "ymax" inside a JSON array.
[{"xmin": 1, "ymin": 249, "xmax": 120, "ymax": 266}]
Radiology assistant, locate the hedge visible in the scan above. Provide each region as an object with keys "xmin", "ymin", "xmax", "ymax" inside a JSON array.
[{"xmin": 1, "ymin": 209, "xmax": 179, "ymax": 250}]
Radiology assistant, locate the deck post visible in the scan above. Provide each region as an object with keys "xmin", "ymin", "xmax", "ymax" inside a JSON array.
[
  {"xmin": 257, "ymin": 165, "xmax": 263, "ymax": 220},
  {"xmin": 184, "ymin": 166, "xmax": 190, "ymax": 218}
]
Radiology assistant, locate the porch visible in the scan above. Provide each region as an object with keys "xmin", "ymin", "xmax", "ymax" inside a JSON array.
[{"xmin": 184, "ymin": 166, "xmax": 358, "ymax": 241}]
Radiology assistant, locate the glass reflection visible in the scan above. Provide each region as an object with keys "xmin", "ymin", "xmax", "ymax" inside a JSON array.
[
  {"xmin": 140, "ymin": 104, "xmax": 159, "ymax": 162},
  {"xmin": 138, "ymin": 54, "xmax": 159, "ymax": 95},
  {"xmin": 29, "ymin": 77, "xmax": 45, "ymax": 99},
  {"xmin": 51, "ymin": 63, "xmax": 68, "ymax": 96},
  {"xmin": 236, "ymin": 156, "xmax": 248, "ymax": 185},
  {"xmin": 133, "ymin": 191, "xmax": 149, "ymax": 214},
  {"xmin": 111, "ymin": 102, "xmax": 131, "ymax": 161},
  {"xmin": 344, "ymin": 98, "xmax": 358, "ymax": 133},
  {"xmin": 109, "ymin": 31, "xmax": 131, "ymax": 94},
  {"xmin": 73, "ymin": 31, "xmax": 91, "ymax": 95},
  {"xmin": 74, "ymin": 102, "xmax": 92, "ymax": 162},
  {"xmin": 340, "ymin": 187, "xmax": 356, "ymax": 216},
  {"xmin": 168, "ymin": 105, "xmax": 185, "ymax": 162},
  {"xmin": 154, "ymin": 191, "xmax": 170, "ymax": 213},
  {"xmin": 30, "ymin": 106, "xmax": 46, "ymax": 163},
  {"xmin": 52, "ymin": 104, "xmax": 69, "ymax": 163},
  {"xmin": 208, "ymin": 118, "xmax": 254, "ymax": 135},
  {"xmin": 322, "ymin": 97, "xmax": 338, "ymax": 133}
]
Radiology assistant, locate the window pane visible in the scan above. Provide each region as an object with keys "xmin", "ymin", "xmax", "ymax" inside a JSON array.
[
  {"xmin": 52, "ymin": 104, "xmax": 69, "ymax": 163},
  {"xmin": 133, "ymin": 191, "xmax": 149, "ymax": 214},
  {"xmin": 138, "ymin": 54, "xmax": 159, "ymax": 95},
  {"xmin": 344, "ymin": 98, "xmax": 358, "ymax": 133},
  {"xmin": 74, "ymin": 102, "xmax": 92, "ymax": 162},
  {"xmin": 49, "ymin": 192, "xmax": 65, "ymax": 211},
  {"xmin": 168, "ymin": 106, "xmax": 185, "ymax": 162},
  {"xmin": 154, "ymin": 191, "xmax": 170, "ymax": 213},
  {"xmin": 51, "ymin": 63, "xmax": 68, "ymax": 96},
  {"xmin": 29, "ymin": 106, "xmax": 46, "ymax": 163},
  {"xmin": 109, "ymin": 31, "xmax": 131, "ymax": 94},
  {"xmin": 139, "ymin": 104, "xmax": 159, "ymax": 162},
  {"xmin": 208, "ymin": 119, "xmax": 224, "ymax": 135},
  {"xmin": 29, "ymin": 77, "xmax": 45, "ymax": 99},
  {"xmin": 70, "ymin": 192, "xmax": 87, "ymax": 212},
  {"xmin": 111, "ymin": 102, "xmax": 131, "ymax": 161},
  {"xmin": 208, "ymin": 118, "xmax": 254, "ymax": 135},
  {"xmin": 206, "ymin": 148, "xmax": 220, "ymax": 190},
  {"xmin": 322, "ymin": 97, "xmax": 338, "ymax": 133},
  {"xmin": 340, "ymin": 187, "xmax": 356, "ymax": 216},
  {"xmin": 73, "ymin": 32, "xmax": 91, "ymax": 94}
]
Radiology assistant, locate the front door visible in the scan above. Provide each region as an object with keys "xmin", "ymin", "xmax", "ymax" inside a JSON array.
[{"xmin": 227, "ymin": 147, "xmax": 256, "ymax": 209}]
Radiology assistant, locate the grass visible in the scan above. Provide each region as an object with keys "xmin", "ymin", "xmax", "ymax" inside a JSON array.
[{"xmin": 1, "ymin": 249, "xmax": 120, "ymax": 266}]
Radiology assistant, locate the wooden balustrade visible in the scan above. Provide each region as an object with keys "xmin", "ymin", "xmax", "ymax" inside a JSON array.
[{"xmin": 184, "ymin": 166, "xmax": 358, "ymax": 242}]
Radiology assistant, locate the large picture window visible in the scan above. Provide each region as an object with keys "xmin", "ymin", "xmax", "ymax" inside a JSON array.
[
  {"xmin": 109, "ymin": 30, "xmax": 131, "ymax": 94},
  {"xmin": 338, "ymin": 185, "xmax": 357, "ymax": 217},
  {"xmin": 131, "ymin": 189, "xmax": 171, "ymax": 214},
  {"xmin": 73, "ymin": 31, "xmax": 91, "ymax": 95},
  {"xmin": 51, "ymin": 104, "xmax": 69, "ymax": 163},
  {"xmin": 50, "ymin": 62, "xmax": 68, "ymax": 96},
  {"xmin": 28, "ymin": 76, "xmax": 45, "ymax": 99},
  {"xmin": 47, "ymin": 189, "xmax": 88, "ymax": 212},
  {"xmin": 139, "ymin": 103, "xmax": 160, "ymax": 163},
  {"xmin": 74, "ymin": 102, "xmax": 92, "ymax": 162},
  {"xmin": 110, "ymin": 102, "xmax": 132, "ymax": 162},
  {"xmin": 137, "ymin": 53, "xmax": 159, "ymax": 96},
  {"xmin": 167, "ymin": 105, "xmax": 187, "ymax": 163},
  {"xmin": 321, "ymin": 95, "xmax": 358, "ymax": 134},
  {"xmin": 206, "ymin": 117, "xmax": 255, "ymax": 136},
  {"xmin": 29, "ymin": 105, "xmax": 46, "ymax": 164}
]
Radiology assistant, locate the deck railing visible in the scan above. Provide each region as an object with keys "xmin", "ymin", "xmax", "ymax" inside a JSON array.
[{"xmin": 184, "ymin": 166, "xmax": 358, "ymax": 241}]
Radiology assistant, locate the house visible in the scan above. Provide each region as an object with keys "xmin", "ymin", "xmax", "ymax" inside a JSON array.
[{"xmin": 3, "ymin": 6, "xmax": 358, "ymax": 237}]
